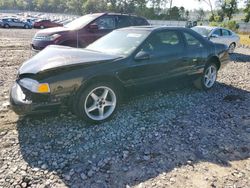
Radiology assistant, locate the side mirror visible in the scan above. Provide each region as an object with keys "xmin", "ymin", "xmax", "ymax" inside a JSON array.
[
  {"xmin": 134, "ymin": 51, "xmax": 150, "ymax": 61},
  {"xmin": 89, "ymin": 23, "xmax": 98, "ymax": 30}
]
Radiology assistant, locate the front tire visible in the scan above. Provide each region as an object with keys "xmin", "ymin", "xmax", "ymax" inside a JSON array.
[
  {"xmin": 4, "ymin": 24, "xmax": 9, "ymax": 28},
  {"xmin": 194, "ymin": 63, "xmax": 218, "ymax": 90},
  {"xmin": 75, "ymin": 83, "xmax": 119, "ymax": 123},
  {"xmin": 24, "ymin": 24, "xmax": 29, "ymax": 29},
  {"xmin": 228, "ymin": 43, "xmax": 236, "ymax": 54}
]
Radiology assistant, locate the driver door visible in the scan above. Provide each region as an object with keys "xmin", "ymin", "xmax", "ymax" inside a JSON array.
[{"xmin": 121, "ymin": 30, "xmax": 186, "ymax": 86}]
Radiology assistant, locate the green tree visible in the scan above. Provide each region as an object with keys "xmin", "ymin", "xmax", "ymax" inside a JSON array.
[
  {"xmin": 197, "ymin": 0, "xmax": 214, "ymax": 17},
  {"xmin": 168, "ymin": 6, "xmax": 180, "ymax": 20},
  {"xmin": 185, "ymin": 10, "xmax": 190, "ymax": 20},
  {"xmin": 83, "ymin": 0, "xmax": 107, "ymax": 13},
  {"xmin": 244, "ymin": 0, "xmax": 250, "ymax": 22},
  {"xmin": 179, "ymin": 6, "xmax": 185, "ymax": 20},
  {"xmin": 218, "ymin": 0, "xmax": 238, "ymax": 20},
  {"xmin": 197, "ymin": 8, "xmax": 205, "ymax": 21},
  {"xmin": 66, "ymin": 0, "xmax": 86, "ymax": 14}
]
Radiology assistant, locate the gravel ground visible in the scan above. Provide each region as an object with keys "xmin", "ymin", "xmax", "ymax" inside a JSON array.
[{"xmin": 0, "ymin": 28, "xmax": 250, "ymax": 188}]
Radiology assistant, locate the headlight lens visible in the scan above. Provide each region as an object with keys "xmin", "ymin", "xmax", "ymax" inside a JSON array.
[
  {"xmin": 34, "ymin": 34, "xmax": 61, "ymax": 41},
  {"xmin": 19, "ymin": 78, "xmax": 50, "ymax": 93}
]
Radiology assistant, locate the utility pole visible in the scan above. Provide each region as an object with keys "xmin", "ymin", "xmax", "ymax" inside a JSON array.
[{"xmin": 169, "ymin": 0, "xmax": 173, "ymax": 20}]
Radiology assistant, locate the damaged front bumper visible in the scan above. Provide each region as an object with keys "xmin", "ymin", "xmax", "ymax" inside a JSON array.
[{"xmin": 10, "ymin": 82, "xmax": 61, "ymax": 115}]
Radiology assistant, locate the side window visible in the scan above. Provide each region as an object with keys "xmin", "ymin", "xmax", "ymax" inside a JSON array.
[
  {"xmin": 132, "ymin": 17, "xmax": 149, "ymax": 26},
  {"xmin": 117, "ymin": 16, "xmax": 131, "ymax": 28},
  {"xmin": 94, "ymin": 16, "xmax": 115, "ymax": 30},
  {"xmin": 142, "ymin": 31, "xmax": 183, "ymax": 55},
  {"xmin": 222, "ymin": 29, "xmax": 230, "ymax": 36},
  {"xmin": 184, "ymin": 32, "xmax": 203, "ymax": 49},
  {"xmin": 213, "ymin": 29, "xmax": 222, "ymax": 36}
]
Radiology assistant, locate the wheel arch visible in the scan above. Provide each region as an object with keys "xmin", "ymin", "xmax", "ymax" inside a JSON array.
[
  {"xmin": 81, "ymin": 75, "xmax": 125, "ymax": 93},
  {"xmin": 207, "ymin": 56, "xmax": 221, "ymax": 70}
]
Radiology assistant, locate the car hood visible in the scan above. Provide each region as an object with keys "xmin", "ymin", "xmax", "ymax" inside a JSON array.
[
  {"xmin": 19, "ymin": 45, "xmax": 121, "ymax": 75},
  {"xmin": 35, "ymin": 27, "xmax": 71, "ymax": 36}
]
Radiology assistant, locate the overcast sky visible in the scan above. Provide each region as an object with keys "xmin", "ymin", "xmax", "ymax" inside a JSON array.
[{"xmin": 171, "ymin": 0, "xmax": 245, "ymax": 10}]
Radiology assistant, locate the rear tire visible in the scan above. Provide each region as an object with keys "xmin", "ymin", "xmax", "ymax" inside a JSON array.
[
  {"xmin": 40, "ymin": 25, "xmax": 44, "ymax": 29},
  {"xmin": 4, "ymin": 24, "xmax": 9, "ymax": 28},
  {"xmin": 194, "ymin": 63, "xmax": 218, "ymax": 90},
  {"xmin": 24, "ymin": 24, "xmax": 29, "ymax": 29},
  {"xmin": 74, "ymin": 82, "xmax": 119, "ymax": 123}
]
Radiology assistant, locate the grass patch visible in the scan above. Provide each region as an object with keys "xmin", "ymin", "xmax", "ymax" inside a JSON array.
[{"xmin": 239, "ymin": 34, "xmax": 250, "ymax": 46}]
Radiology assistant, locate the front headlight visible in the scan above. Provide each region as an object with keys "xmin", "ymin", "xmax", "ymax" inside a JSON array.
[
  {"xmin": 34, "ymin": 34, "xmax": 61, "ymax": 41},
  {"xmin": 19, "ymin": 78, "xmax": 50, "ymax": 93}
]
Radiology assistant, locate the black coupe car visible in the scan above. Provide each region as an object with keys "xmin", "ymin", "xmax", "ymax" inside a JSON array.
[{"xmin": 10, "ymin": 26, "xmax": 229, "ymax": 122}]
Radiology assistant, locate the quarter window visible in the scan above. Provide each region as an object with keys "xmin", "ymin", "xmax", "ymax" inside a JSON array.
[
  {"xmin": 117, "ymin": 16, "xmax": 131, "ymax": 28},
  {"xmin": 184, "ymin": 32, "xmax": 203, "ymax": 48},
  {"xmin": 132, "ymin": 17, "xmax": 148, "ymax": 26}
]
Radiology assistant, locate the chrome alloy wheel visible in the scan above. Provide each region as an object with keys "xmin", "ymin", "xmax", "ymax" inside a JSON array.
[
  {"xmin": 204, "ymin": 65, "xmax": 217, "ymax": 88},
  {"xmin": 84, "ymin": 86, "xmax": 117, "ymax": 121}
]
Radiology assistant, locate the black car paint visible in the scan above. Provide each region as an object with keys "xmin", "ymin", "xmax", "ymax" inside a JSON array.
[{"xmin": 10, "ymin": 27, "xmax": 229, "ymax": 115}]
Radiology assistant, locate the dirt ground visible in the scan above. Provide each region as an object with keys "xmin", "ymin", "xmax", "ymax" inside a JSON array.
[{"xmin": 0, "ymin": 28, "xmax": 249, "ymax": 188}]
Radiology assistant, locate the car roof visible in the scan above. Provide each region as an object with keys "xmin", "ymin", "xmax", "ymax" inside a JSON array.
[
  {"xmin": 90, "ymin": 12, "xmax": 146, "ymax": 19},
  {"xmin": 118, "ymin": 26, "xmax": 190, "ymax": 32},
  {"xmin": 193, "ymin": 25, "xmax": 230, "ymax": 31}
]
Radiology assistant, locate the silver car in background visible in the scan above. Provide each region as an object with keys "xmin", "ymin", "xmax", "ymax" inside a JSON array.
[{"xmin": 192, "ymin": 26, "xmax": 240, "ymax": 53}]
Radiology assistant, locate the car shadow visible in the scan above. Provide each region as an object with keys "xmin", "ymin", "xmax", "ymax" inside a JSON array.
[
  {"xmin": 230, "ymin": 52, "xmax": 250, "ymax": 63},
  {"xmin": 16, "ymin": 82, "xmax": 250, "ymax": 187}
]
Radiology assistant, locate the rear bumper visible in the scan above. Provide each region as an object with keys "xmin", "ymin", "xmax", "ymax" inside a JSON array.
[{"xmin": 10, "ymin": 82, "xmax": 61, "ymax": 115}]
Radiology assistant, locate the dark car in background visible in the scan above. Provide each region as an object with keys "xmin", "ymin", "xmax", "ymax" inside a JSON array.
[
  {"xmin": 33, "ymin": 19, "xmax": 63, "ymax": 29},
  {"xmin": 11, "ymin": 26, "xmax": 229, "ymax": 122},
  {"xmin": 31, "ymin": 13, "xmax": 149, "ymax": 51},
  {"xmin": 1, "ymin": 18, "xmax": 32, "ymax": 29}
]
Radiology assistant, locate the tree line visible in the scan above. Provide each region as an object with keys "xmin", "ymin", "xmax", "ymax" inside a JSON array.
[
  {"xmin": 0, "ymin": 0, "xmax": 191, "ymax": 20},
  {"xmin": 0, "ymin": 0, "xmax": 249, "ymax": 22}
]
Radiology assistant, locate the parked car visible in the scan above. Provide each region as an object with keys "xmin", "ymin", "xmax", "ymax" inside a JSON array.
[
  {"xmin": 25, "ymin": 18, "xmax": 37, "ymax": 27},
  {"xmin": 31, "ymin": 13, "xmax": 149, "ymax": 51},
  {"xmin": 1, "ymin": 18, "xmax": 32, "ymax": 29},
  {"xmin": 33, "ymin": 19, "xmax": 63, "ymax": 29},
  {"xmin": 10, "ymin": 26, "xmax": 229, "ymax": 122},
  {"xmin": 192, "ymin": 26, "xmax": 240, "ymax": 53},
  {"xmin": 0, "ymin": 19, "xmax": 3, "ymax": 27}
]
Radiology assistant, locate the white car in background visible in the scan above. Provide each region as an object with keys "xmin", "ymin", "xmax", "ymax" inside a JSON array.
[{"xmin": 192, "ymin": 26, "xmax": 240, "ymax": 53}]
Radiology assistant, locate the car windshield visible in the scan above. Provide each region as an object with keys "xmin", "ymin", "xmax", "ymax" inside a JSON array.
[
  {"xmin": 86, "ymin": 30, "xmax": 150, "ymax": 56},
  {"xmin": 192, "ymin": 27, "xmax": 212, "ymax": 37},
  {"xmin": 64, "ymin": 14, "xmax": 99, "ymax": 29}
]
